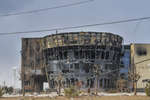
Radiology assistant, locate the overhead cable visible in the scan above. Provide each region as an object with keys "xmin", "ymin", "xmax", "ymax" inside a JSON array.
[
  {"xmin": 0, "ymin": 16, "xmax": 150, "ymax": 36},
  {"xmin": 0, "ymin": 0, "xmax": 94, "ymax": 17}
]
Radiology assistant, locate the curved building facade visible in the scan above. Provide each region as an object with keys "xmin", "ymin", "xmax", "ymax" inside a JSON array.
[{"xmin": 43, "ymin": 32, "xmax": 123, "ymax": 90}]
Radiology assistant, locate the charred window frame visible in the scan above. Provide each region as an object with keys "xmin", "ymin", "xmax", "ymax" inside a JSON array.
[
  {"xmin": 64, "ymin": 34, "xmax": 69, "ymax": 44},
  {"xmin": 84, "ymin": 34, "xmax": 91, "ymax": 44},
  {"xmin": 105, "ymin": 51, "xmax": 109, "ymax": 59},
  {"xmin": 24, "ymin": 81, "xmax": 30, "ymax": 86},
  {"xmin": 74, "ymin": 63, "xmax": 79, "ymax": 70},
  {"xmin": 72, "ymin": 34, "xmax": 78, "ymax": 44},
  {"xmin": 74, "ymin": 50, "xmax": 79, "ymax": 59},
  {"xmin": 64, "ymin": 51, "xmax": 68, "ymax": 59},
  {"xmin": 101, "ymin": 51, "xmax": 105, "ymax": 59},
  {"xmin": 113, "ymin": 52, "xmax": 116, "ymax": 61},
  {"xmin": 91, "ymin": 50, "xmax": 95, "ymax": 59},
  {"xmin": 136, "ymin": 47, "xmax": 147, "ymax": 56}
]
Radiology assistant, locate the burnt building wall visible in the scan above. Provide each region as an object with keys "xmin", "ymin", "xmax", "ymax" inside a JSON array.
[
  {"xmin": 21, "ymin": 38, "xmax": 46, "ymax": 92},
  {"xmin": 130, "ymin": 44, "xmax": 150, "ymax": 91},
  {"xmin": 43, "ymin": 32, "xmax": 123, "ymax": 91}
]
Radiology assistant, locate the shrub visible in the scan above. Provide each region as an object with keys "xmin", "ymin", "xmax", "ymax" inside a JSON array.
[
  {"xmin": 2, "ymin": 86, "xmax": 13, "ymax": 95},
  {"xmin": 64, "ymin": 86, "xmax": 79, "ymax": 98},
  {"xmin": 0, "ymin": 87, "xmax": 4, "ymax": 97},
  {"xmin": 7, "ymin": 87, "xmax": 14, "ymax": 94},
  {"xmin": 145, "ymin": 83, "xmax": 150, "ymax": 96},
  {"xmin": 107, "ymin": 89, "xmax": 118, "ymax": 93}
]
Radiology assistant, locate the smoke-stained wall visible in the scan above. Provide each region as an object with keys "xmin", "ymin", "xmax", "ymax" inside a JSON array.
[
  {"xmin": 131, "ymin": 44, "xmax": 150, "ymax": 90},
  {"xmin": 43, "ymin": 32, "xmax": 123, "ymax": 90},
  {"xmin": 21, "ymin": 38, "xmax": 45, "ymax": 91}
]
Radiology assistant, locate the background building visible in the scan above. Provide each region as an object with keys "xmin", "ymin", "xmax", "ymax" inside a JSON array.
[
  {"xmin": 120, "ymin": 45, "xmax": 130, "ymax": 79},
  {"xmin": 130, "ymin": 44, "xmax": 150, "ymax": 91}
]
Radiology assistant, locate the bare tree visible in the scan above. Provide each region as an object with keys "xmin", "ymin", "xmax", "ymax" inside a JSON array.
[{"xmin": 128, "ymin": 68, "xmax": 140, "ymax": 95}]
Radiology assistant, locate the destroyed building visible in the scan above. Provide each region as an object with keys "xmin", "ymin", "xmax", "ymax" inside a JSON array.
[{"xmin": 21, "ymin": 32, "xmax": 123, "ymax": 92}]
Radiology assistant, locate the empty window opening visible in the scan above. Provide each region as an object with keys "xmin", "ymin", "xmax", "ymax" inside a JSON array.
[
  {"xmin": 136, "ymin": 47, "xmax": 147, "ymax": 56},
  {"xmin": 101, "ymin": 51, "xmax": 105, "ymax": 59},
  {"xmin": 105, "ymin": 51, "xmax": 109, "ymax": 59}
]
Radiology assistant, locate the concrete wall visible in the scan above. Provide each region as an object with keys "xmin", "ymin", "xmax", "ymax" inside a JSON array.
[
  {"xmin": 131, "ymin": 44, "xmax": 150, "ymax": 89},
  {"xmin": 21, "ymin": 38, "xmax": 45, "ymax": 92}
]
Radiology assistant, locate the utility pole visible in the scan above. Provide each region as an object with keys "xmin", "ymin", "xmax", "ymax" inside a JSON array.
[
  {"xmin": 22, "ymin": 56, "xmax": 25, "ymax": 96},
  {"xmin": 21, "ymin": 50, "xmax": 25, "ymax": 96},
  {"xmin": 22, "ymin": 67, "xmax": 25, "ymax": 96}
]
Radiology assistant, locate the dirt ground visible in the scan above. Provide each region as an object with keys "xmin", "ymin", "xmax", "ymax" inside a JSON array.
[{"xmin": 0, "ymin": 96, "xmax": 150, "ymax": 100}]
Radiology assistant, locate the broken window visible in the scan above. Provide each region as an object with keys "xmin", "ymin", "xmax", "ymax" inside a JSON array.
[
  {"xmin": 99, "ymin": 79, "xmax": 103, "ymax": 87},
  {"xmin": 62, "ymin": 70, "xmax": 69, "ymax": 73},
  {"xmin": 64, "ymin": 35, "xmax": 69, "ymax": 44},
  {"xmin": 90, "ymin": 78, "xmax": 94, "ymax": 88},
  {"xmin": 113, "ymin": 53, "xmax": 116, "ymax": 60},
  {"xmin": 79, "ymin": 50, "xmax": 84, "ymax": 59},
  {"xmin": 59, "ymin": 51, "xmax": 63, "ymax": 60},
  {"xmin": 91, "ymin": 50, "xmax": 95, "ymax": 59},
  {"xmin": 71, "ymin": 78, "xmax": 75, "ymax": 85},
  {"xmin": 64, "ymin": 51, "xmax": 68, "ymax": 59},
  {"xmin": 75, "ymin": 63, "xmax": 79, "ymax": 70},
  {"xmin": 117, "ymin": 53, "xmax": 120, "ymax": 61},
  {"xmin": 95, "ymin": 51, "xmax": 101, "ymax": 59},
  {"xmin": 70, "ymin": 64, "xmax": 73, "ymax": 69},
  {"xmin": 86, "ymin": 79, "xmax": 90, "ymax": 87},
  {"xmin": 101, "ymin": 51, "xmax": 105, "ymax": 59},
  {"xmin": 84, "ymin": 50, "xmax": 88, "ymax": 59},
  {"xmin": 136, "ymin": 47, "xmax": 147, "ymax": 56},
  {"xmin": 72, "ymin": 34, "xmax": 78, "ymax": 44},
  {"xmin": 105, "ymin": 64, "xmax": 108, "ymax": 70},
  {"xmin": 82, "ymin": 64, "xmax": 90, "ymax": 73},
  {"xmin": 24, "ymin": 81, "xmax": 30, "ymax": 86},
  {"xmin": 74, "ymin": 50, "xmax": 79, "ymax": 59},
  {"xmin": 105, "ymin": 51, "xmax": 109, "ymax": 59}
]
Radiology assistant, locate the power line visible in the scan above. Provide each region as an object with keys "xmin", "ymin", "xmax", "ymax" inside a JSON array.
[
  {"xmin": 0, "ymin": 0, "xmax": 93, "ymax": 17},
  {"xmin": 1, "ymin": 16, "xmax": 150, "ymax": 36}
]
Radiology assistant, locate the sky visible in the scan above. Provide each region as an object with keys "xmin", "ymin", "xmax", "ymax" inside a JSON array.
[{"xmin": 0, "ymin": 0, "xmax": 150, "ymax": 88}]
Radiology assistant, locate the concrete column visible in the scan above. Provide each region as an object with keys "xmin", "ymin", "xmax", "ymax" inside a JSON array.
[
  {"xmin": 110, "ymin": 80, "xmax": 112, "ymax": 88},
  {"xmin": 106, "ymin": 79, "xmax": 109, "ymax": 88},
  {"xmin": 102, "ymin": 78, "xmax": 105, "ymax": 88},
  {"xmin": 105, "ymin": 79, "xmax": 108, "ymax": 89},
  {"xmin": 108, "ymin": 79, "xmax": 109, "ymax": 88},
  {"xmin": 97, "ymin": 79, "xmax": 99, "ymax": 89}
]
